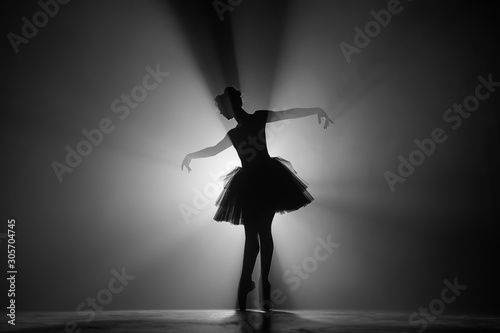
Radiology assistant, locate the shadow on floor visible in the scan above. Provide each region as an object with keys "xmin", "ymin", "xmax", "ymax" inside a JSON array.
[{"xmin": 2, "ymin": 310, "xmax": 500, "ymax": 333}]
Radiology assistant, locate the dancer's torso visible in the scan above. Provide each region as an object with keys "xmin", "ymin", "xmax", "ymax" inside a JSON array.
[{"xmin": 228, "ymin": 111, "xmax": 270, "ymax": 168}]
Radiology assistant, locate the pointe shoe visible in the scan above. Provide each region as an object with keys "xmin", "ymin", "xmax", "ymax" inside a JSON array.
[
  {"xmin": 238, "ymin": 279, "xmax": 256, "ymax": 311},
  {"xmin": 262, "ymin": 280, "xmax": 272, "ymax": 312}
]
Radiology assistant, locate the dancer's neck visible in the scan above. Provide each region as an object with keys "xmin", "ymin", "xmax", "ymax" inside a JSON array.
[{"xmin": 233, "ymin": 107, "xmax": 249, "ymax": 124}]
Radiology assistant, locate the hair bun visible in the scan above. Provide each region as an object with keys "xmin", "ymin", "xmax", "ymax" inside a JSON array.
[
  {"xmin": 224, "ymin": 87, "xmax": 241, "ymax": 98},
  {"xmin": 215, "ymin": 87, "xmax": 242, "ymax": 109}
]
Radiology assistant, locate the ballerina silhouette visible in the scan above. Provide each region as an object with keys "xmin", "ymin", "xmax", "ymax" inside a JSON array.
[{"xmin": 181, "ymin": 87, "xmax": 333, "ymax": 311}]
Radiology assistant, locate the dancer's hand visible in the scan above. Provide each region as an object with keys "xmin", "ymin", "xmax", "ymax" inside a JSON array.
[
  {"xmin": 317, "ymin": 108, "xmax": 334, "ymax": 129},
  {"xmin": 181, "ymin": 154, "xmax": 192, "ymax": 173}
]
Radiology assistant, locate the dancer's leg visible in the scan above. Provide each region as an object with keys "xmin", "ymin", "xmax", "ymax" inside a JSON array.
[
  {"xmin": 257, "ymin": 209, "xmax": 275, "ymax": 310},
  {"xmin": 240, "ymin": 222, "xmax": 259, "ymax": 282},
  {"xmin": 258, "ymin": 209, "xmax": 275, "ymax": 285},
  {"xmin": 238, "ymin": 211, "xmax": 260, "ymax": 310}
]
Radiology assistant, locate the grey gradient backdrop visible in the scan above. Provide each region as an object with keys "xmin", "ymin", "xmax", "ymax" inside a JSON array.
[{"xmin": 2, "ymin": 0, "xmax": 499, "ymax": 314}]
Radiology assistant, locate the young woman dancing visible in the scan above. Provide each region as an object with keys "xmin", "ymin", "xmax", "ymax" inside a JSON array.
[{"xmin": 181, "ymin": 87, "xmax": 333, "ymax": 311}]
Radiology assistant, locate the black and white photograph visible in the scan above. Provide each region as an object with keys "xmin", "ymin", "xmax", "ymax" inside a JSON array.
[{"xmin": 2, "ymin": 0, "xmax": 499, "ymax": 332}]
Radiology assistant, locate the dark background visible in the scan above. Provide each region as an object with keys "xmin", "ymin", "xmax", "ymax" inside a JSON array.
[{"xmin": 2, "ymin": 0, "xmax": 499, "ymax": 314}]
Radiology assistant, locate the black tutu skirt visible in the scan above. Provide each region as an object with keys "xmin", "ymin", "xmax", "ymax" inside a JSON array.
[{"xmin": 214, "ymin": 156, "xmax": 314, "ymax": 225}]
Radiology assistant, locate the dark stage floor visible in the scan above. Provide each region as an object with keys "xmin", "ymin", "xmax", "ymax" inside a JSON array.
[{"xmin": 1, "ymin": 310, "xmax": 499, "ymax": 333}]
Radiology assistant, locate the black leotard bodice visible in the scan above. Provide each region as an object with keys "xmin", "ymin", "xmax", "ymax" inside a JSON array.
[{"xmin": 227, "ymin": 111, "xmax": 271, "ymax": 168}]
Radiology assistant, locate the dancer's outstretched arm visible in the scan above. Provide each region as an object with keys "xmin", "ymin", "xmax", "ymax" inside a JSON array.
[
  {"xmin": 181, "ymin": 133, "xmax": 232, "ymax": 173},
  {"xmin": 267, "ymin": 107, "xmax": 333, "ymax": 129}
]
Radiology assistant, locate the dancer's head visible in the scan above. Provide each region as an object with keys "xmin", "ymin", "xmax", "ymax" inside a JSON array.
[{"xmin": 215, "ymin": 87, "xmax": 242, "ymax": 120}]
